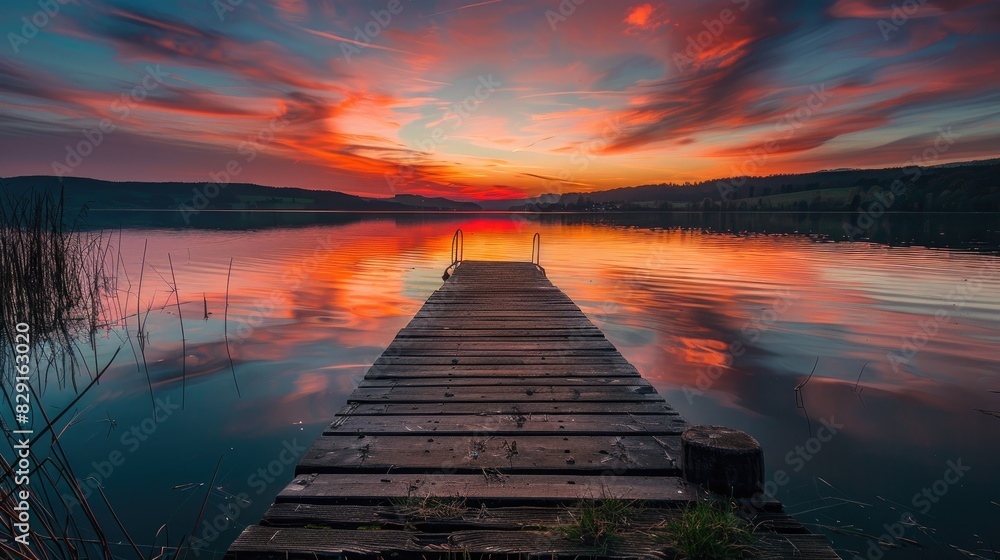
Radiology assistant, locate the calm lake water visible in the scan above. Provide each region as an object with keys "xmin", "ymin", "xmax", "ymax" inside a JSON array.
[{"xmin": 12, "ymin": 212, "xmax": 1000, "ymax": 559}]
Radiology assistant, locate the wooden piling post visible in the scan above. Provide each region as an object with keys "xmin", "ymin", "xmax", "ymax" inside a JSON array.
[{"xmin": 682, "ymin": 425, "xmax": 764, "ymax": 498}]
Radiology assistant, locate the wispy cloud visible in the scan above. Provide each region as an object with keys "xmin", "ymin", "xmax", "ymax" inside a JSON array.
[
  {"xmin": 0, "ymin": 0, "xmax": 997, "ymax": 200},
  {"xmin": 424, "ymin": 0, "xmax": 505, "ymax": 18}
]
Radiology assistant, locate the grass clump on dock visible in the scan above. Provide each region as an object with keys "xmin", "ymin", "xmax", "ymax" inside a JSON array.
[
  {"xmin": 560, "ymin": 498, "xmax": 641, "ymax": 555},
  {"xmin": 657, "ymin": 500, "xmax": 756, "ymax": 559},
  {"xmin": 392, "ymin": 494, "xmax": 468, "ymax": 520}
]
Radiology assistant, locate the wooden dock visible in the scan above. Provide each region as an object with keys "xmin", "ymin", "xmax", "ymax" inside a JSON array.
[{"xmin": 227, "ymin": 260, "xmax": 838, "ymax": 559}]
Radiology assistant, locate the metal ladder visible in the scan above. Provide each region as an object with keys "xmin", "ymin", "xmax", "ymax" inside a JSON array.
[
  {"xmin": 442, "ymin": 229, "xmax": 463, "ymax": 280},
  {"xmin": 531, "ymin": 232, "xmax": 545, "ymax": 274},
  {"xmin": 442, "ymin": 229, "xmax": 544, "ymax": 279}
]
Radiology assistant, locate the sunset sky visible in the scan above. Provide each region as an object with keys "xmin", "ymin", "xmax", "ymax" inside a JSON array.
[{"xmin": 2, "ymin": 0, "xmax": 999, "ymax": 200}]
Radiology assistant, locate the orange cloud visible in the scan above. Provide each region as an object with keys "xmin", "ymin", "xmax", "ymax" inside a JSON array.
[
  {"xmin": 2, "ymin": 0, "xmax": 999, "ymax": 200},
  {"xmin": 623, "ymin": 3, "xmax": 668, "ymax": 32}
]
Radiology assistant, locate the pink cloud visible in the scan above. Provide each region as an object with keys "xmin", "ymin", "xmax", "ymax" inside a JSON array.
[
  {"xmin": 623, "ymin": 3, "xmax": 669, "ymax": 33},
  {"xmin": 3, "ymin": 0, "xmax": 999, "ymax": 200}
]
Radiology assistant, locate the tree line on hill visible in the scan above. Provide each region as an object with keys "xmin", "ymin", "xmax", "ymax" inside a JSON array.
[{"xmin": 515, "ymin": 161, "xmax": 1000, "ymax": 212}]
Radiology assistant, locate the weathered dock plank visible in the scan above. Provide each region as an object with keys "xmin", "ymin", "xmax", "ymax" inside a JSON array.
[
  {"xmin": 338, "ymin": 401, "xmax": 679, "ymax": 415},
  {"xmin": 296, "ymin": 434, "xmax": 682, "ymax": 474},
  {"xmin": 325, "ymin": 413, "xmax": 687, "ymax": 435},
  {"xmin": 230, "ymin": 526, "xmax": 838, "ymax": 560},
  {"xmin": 373, "ymin": 355, "xmax": 628, "ymax": 366},
  {"xmin": 356, "ymin": 377, "xmax": 650, "ymax": 387},
  {"xmin": 364, "ymin": 364, "xmax": 643, "ymax": 378},
  {"xmin": 277, "ymin": 473, "xmax": 699, "ymax": 504},
  {"xmin": 395, "ymin": 329, "xmax": 606, "ymax": 338},
  {"xmin": 259, "ymin": 503, "xmax": 803, "ymax": 533},
  {"xmin": 346, "ymin": 385, "xmax": 665, "ymax": 403},
  {"xmin": 227, "ymin": 259, "xmax": 837, "ymax": 560},
  {"xmin": 385, "ymin": 340, "xmax": 619, "ymax": 350},
  {"xmin": 414, "ymin": 310, "xmax": 589, "ymax": 318}
]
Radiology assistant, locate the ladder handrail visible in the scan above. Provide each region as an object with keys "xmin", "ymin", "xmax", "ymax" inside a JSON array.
[
  {"xmin": 531, "ymin": 232, "xmax": 545, "ymax": 274},
  {"xmin": 444, "ymin": 230, "xmax": 545, "ymax": 280},
  {"xmin": 443, "ymin": 229, "xmax": 463, "ymax": 280},
  {"xmin": 451, "ymin": 229, "xmax": 464, "ymax": 266}
]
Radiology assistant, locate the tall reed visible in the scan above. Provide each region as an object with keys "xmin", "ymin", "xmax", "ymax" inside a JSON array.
[
  {"xmin": 0, "ymin": 186, "xmax": 203, "ymax": 559},
  {"xmin": 0, "ymin": 187, "xmax": 118, "ymax": 388}
]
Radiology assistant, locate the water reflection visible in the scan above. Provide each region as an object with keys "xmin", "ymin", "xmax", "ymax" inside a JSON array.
[{"xmin": 18, "ymin": 212, "xmax": 1000, "ymax": 558}]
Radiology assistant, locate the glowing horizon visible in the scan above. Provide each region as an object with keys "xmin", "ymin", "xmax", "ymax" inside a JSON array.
[{"xmin": 2, "ymin": 0, "xmax": 998, "ymax": 201}]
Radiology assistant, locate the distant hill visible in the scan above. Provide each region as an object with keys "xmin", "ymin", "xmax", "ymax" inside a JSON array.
[
  {"xmin": 3, "ymin": 158, "xmax": 998, "ymax": 216},
  {"xmin": 378, "ymin": 194, "xmax": 482, "ymax": 211},
  {"xmin": 495, "ymin": 159, "xmax": 1000, "ymax": 212},
  {"xmin": 0, "ymin": 176, "xmax": 479, "ymax": 213}
]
